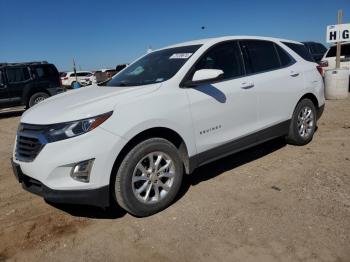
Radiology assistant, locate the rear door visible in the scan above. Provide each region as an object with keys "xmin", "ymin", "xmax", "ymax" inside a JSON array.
[
  {"xmin": 5, "ymin": 67, "xmax": 32, "ymax": 106},
  {"xmin": 32, "ymin": 64, "xmax": 60, "ymax": 89},
  {"xmin": 0, "ymin": 69, "xmax": 11, "ymax": 108},
  {"xmin": 240, "ymin": 40, "xmax": 303, "ymax": 129}
]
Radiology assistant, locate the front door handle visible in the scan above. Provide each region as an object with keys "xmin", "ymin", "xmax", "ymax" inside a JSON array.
[{"xmin": 241, "ymin": 82, "xmax": 254, "ymax": 89}]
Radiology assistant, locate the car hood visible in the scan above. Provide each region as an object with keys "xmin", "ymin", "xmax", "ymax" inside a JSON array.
[{"xmin": 21, "ymin": 83, "xmax": 161, "ymax": 125}]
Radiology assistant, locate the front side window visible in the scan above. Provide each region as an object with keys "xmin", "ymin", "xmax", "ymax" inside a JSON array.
[
  {"xmin": 6, "ymin": 67, "xmax": 30, "ymax": 83},
  {"xmin": 192, "ymin": 41, "xmax": 244, "ymax": 80},
  {"xmin": 241, "ymin": 40, "xmax": 281, "ymax": 74},
  {"xmin": 107, "ymin": 45, "xmax": 202, "ymax": 87},
  {"xmin": 283, "ymin": 42, "xmax": 314, "ymax": 62}
]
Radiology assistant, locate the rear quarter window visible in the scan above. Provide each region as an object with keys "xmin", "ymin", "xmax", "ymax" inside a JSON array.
[
  {"xmin": 283, "ymin": 42, "xmax": 315, "ymax": 62},
  {"xmin": 33, "ymin": 65, "xmax": 59, "ymax": 79}
]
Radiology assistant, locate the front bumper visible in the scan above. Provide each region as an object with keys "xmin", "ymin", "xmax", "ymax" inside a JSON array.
[
  {"xmin": 12, "ymin": 159, "xmax": 109, "ymax": 207},
  {"xmin": 12, "ymin": 126, "xmax": 128, "ymax": 207}
]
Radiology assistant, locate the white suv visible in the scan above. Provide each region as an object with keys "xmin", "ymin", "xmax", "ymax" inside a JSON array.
[
  {"xmin": 61, "ymin": 71, "xmax": 94, "ymax": 88},
  {"xmin": 12, "ymin": 36, "xmax": 325, "ymax": 217},
  {"xmin": 319, "ymin": 42, "xmax": 350, "ymax": 75}
]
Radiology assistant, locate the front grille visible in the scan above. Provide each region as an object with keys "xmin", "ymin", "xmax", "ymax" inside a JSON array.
[{"xmin": 15, "ymin": 123, "xmax": 47, "ymax": 162}]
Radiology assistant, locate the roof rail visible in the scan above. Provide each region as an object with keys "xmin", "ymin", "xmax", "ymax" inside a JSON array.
[{"xmin": 0, "ymin": 61, "xmax": 49, "ymax": 67}]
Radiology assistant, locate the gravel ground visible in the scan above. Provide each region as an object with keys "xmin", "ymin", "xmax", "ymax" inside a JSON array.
[{"xmin": 0, "ymin": 97, "xmax": 349, "ymax": 262}]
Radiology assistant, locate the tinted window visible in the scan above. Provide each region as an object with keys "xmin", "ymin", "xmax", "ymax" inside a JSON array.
[
  {"xmin": 310, "ymin": 44, "xmax": 319, "ymax": 54},
  {"xmin": 34, "ymin": 66, "xmax": 58, "ymax": 79},
  {"xmin": 193, "ymin": 41, "xmax": 244, "ymax": 80},
  {"xmin": 76, "ymin": 72, "xmax": 92, "ymax": 77},
  {"xmin": 0, "ymin": 71, "xmax": 3, "ymax": 84},
  {"xmin": 317, "ymin": 44, "xmax": 327, "ymax": 53},
  {"xmin": 6, "ymin": 68, "xmax": 30, "ymax": 83},
  {"xmin": 107, "ymin": 45, "xmax": 202, "ymax": 87},
  {"xmin": 275, "ymin": 44, "xmax": 293, "ymax": 67},
  {"xmin": 327, "ymin": 44, "xmax": 350, "ymax": 57},
  {"xmin": 241, "ymin": 40, "xmax": 280, "ymax": 73},
  {"xmin": 283, "ymin": 42, "xmax": 314, "ymax": 62}
]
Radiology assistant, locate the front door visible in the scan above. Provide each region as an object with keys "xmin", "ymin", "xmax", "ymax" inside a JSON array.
[{"xmin": 185, "ymin": 41, "xmax": 258, "ymax": 154}]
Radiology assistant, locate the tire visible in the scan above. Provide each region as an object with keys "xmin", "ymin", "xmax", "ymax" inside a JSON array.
[
  {"xmin": 286, "ymin": 98, "xmax": 317, "ymax": 145},
  {"xmin": 28, "ymin": 92, "xmax": 49, "ymax": 108},
  {"xmin": 113, "ymin": 138, "xmax": 183, "ymax": 217}
]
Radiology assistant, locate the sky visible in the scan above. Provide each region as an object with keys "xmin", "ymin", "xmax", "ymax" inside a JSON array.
[{"xmin": 1, "ymin": 0, "xmax": 349, "ymax": 71}]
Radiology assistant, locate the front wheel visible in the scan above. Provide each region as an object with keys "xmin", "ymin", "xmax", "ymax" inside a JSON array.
[
  {"xmin": 28, "ymin": 92, "xmax": 49, "ymax": 108},
  {"xmin": 113, "ymin": 138, "xmax": 183, "ymax": 217},
  {"xmin": 286, "ymin": 98, "xmax": 317, "ymax": 145}
]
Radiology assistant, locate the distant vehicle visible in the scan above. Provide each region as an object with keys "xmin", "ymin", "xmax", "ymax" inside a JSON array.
[
  {"xmin": 115, "ymin": 64, "xmax": 128, "ymax": 72},
  {"xmin": 319, "ymin": 42, "xmax": 350, "ymax": 78},
  {"xmin": 61, "ymin": 71, "xmax": 94, "ymax": 88},
  {"xmin": 0, "ymin": 61, "xmax": 64, "ymax": 110},
  {"xmin": 94, "ymin": 69, "xmax": 117, "ymax": 83},
  {"xmin": 302, "ymin": 42, "xmax": 327, "ymax": 63},
  {"xmin": 12, "ymin": 36, "xmax": 325, "ymax": 217}
]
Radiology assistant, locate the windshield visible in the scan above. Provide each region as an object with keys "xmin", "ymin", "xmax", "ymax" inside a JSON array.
[{"xmin": 107, "ymin": 45, "xmax": 202, "ymax": 87}]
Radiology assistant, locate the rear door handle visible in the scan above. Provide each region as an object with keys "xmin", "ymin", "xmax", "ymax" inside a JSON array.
[
  {"xmin": 290, "ymin": 71, "xmax": 300, "ymax": 77},
  {"xmin": 240, "ymin": 82, "xmax": 254, "ymax": 89}
]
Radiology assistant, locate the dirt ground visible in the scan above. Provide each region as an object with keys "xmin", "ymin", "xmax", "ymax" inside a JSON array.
[{"xmin": 0, "ymin": 97, "xmax": 349, "ymax": 262}]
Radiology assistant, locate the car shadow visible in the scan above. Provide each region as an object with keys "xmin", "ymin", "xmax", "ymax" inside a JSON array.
[
  {"xmin": 46, "ymin": 201, "xmax": 127, "ymax": 219},
  {"xmin": 176, "ymin": 137, "xmax": 287, "ymax": 202},
  {"xmin": 193, "ymin": 84, "xmax": 227, "ymax": 103},
  {"xmin": 47, "ymin": 137, "xmax": 286, "ymax": 219},
  {"xmin": 0, "ymin": 110, "xmax": 24, "ymax": 119}
]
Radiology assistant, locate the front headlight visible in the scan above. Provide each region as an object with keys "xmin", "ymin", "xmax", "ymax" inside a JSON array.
[{"xmin": 44, "ymin": 111, "xmax": 113, "ymax": 142}]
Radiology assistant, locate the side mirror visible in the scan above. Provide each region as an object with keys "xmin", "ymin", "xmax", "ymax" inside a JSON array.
[{"xmin": 185, "ymin": 69, "xmax": 224, "ymax": 87}]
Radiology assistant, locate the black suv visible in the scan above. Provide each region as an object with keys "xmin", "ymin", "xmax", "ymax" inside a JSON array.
[
  {"xmin": 0, "ymin": 62, "xmax": 64, "ymax": 110},
  {"xmin": 302, "ymin": 42, "xmax": 328, "ymax": 63}
]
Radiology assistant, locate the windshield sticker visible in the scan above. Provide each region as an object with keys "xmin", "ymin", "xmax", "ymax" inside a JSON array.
[{"xmin": 169, "ymin": 53, "xmax": 193, "ymax": 59}]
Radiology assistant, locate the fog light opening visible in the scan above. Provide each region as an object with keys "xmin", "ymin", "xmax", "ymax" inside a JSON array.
[{"xmin": 70, "ymin": 159, "xmax": 95, "ymax": 183}]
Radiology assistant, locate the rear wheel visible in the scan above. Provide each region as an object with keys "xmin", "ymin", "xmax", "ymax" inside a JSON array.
[
  {"xmin": 286, "ymin": 98, "xmax": 316, "ymax": 145},
  {"xmin": 28, "ymin": 92, "xmax": 49, "ymax": 108},
  {"xmin": 113, "ymin": 138, "xmax": 183, "ymax": 217}
]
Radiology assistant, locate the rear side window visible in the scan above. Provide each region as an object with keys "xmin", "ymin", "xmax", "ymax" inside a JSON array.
[
  {"xmin": 76, "ymin": 72, "xmax": 92, "ymax": 77},
  {"xmin": 6, "ymin": 67, "xmax": 30, "ymax": 83},
  {"xmin": 275, "ymin": 44, "xmax": 294, "ymax": 67},
  {"xmin": 240, "ymin": 40, "xmax": 280, "ymax": 74},
  {"xmin": 193, "ymin": 41, "xmax": 244, "ymax": 80},
  {"xmin": 326, "ymin": 44, "xmax": 350, "ymax": 57},
  {"xmin": 317, "ymin": 44, "xmax": 327, "ymax": 53},
  {"xmin": 283, "ymin": 42, "xmax": 314, "ymax": 62},
  {"xmin": 33, "ymin": 65, "xmax": 58, "ymax": 79}
]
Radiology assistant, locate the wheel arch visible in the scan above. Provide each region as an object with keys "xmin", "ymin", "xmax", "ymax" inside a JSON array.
[
  {"xmin": 24, "ymin": 88, "xmax": 51, "ymax": 107},
  {"xmin": 110, "ymin": 127, "xmax": 191, "ymax": 188},
  {"xmin": 299, "ymin": 93, "xmax": 319, "ymax": 109}
]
